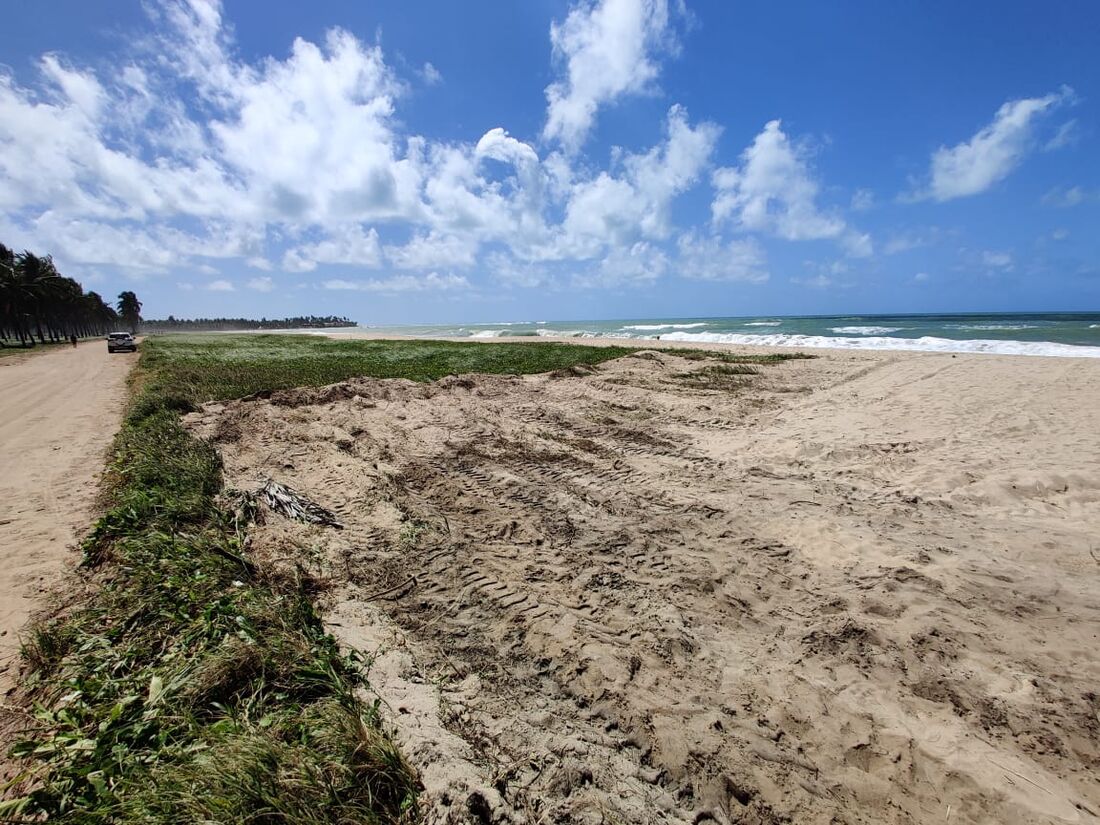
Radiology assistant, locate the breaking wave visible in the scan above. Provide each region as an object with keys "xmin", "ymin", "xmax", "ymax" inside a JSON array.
[
  {"xmin": 829, "ymin": 326, "xmax": 903, "ymax": 335},
  {"xmin": 659, "ymin": 331, "xmax": 1100, "ymax": 358}
]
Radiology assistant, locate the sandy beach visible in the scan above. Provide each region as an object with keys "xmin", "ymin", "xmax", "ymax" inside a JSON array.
[{"xmin": 182, "ymin": 341, "xmax": 1100, "ymax": 824}]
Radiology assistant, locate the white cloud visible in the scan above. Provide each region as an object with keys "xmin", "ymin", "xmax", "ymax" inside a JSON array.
[
  {"xmin": 0, "ymin": 0, "xmax": 922, "ymax": 301},
  {"xmin": 421, "ymin": 62, "xmax": 443, "ymax": 86},
  {"xmin": 206, "ymin": 278, "xmax": 235, "ymax": 291},
  {"xmin": 283, "ymin": 225, "xmax": 383, "ymax": 272},
  {"xmin": 321, "ymin": 272, "xmax": 470, "ymax": 293},
  {"xmin": 475, "ymin": 128, "xmax": 540, "ymax": 170},
  {"xmin": 591, "ymin": 241, "xmax": 668, "ymax": 285},
  {"xmin": 792, "ymin": 274, "xmax": 833, "ymax": 289},
  {"xmin": 712, "ymin": 120, "xmax": 846, "ymax": 241},
  {"xmin": 1041, "ymin": 185, "xmax": 1095, "ymax": 207},
  {"xmin": 1051, "ymin": 228, "xmax": 1069, "ymax": 241},
  {"xmin": 982, "ymin": 250, "xmax": 1013, "ymax": 269},
  {"xmin": 562, "ymin": 105, "xmax": 718, "ymax": 253},
  {"xmin": 543, "ymin": 0, "xmax": 674, "ymax": 151},
  {"xmin": 384, "ymin": 231, "xmax": 479, "ymax": 270},
  {"xmin": 1044, "ymin": 119, "xmax": 1078, "ymax": 151},
  {"xmin": 842, "ymin": 231, "xmax": 873, "ymax": 258},
  {"xmin": 913, "ymin": 272, "xmax": 929, "ymax": 283},
  {"xmin": 914, "ymin": 87, "xmax": 1076, "ymax": 201},
  {"xmin": 676, "ymin": 232, "xmax": 768, "ymax": 282},
  {"xmin": 850, "ymin": 188, "xmax": 874, "ymax": 211},
  {"xmin": 884, "ymin": 229, "xmax": 933, "ymax": 255}
]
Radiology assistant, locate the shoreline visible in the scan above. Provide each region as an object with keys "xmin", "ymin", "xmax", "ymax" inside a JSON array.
[{"xmin": 304, "ymin": 328, "xmax": 1100, "ymax": 360}]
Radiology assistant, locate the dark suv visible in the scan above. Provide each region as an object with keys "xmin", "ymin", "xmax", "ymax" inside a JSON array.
[{"xmin": 107, "ymin": 332, "xmax": 137, "ymax": 353}]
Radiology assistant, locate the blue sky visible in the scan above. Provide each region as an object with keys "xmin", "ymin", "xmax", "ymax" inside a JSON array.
[{"xmin": 2, "ymin": 1, "xmax": 1098, "ymax": 323}]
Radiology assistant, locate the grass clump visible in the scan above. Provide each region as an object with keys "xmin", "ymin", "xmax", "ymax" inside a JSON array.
[{"xmin": 675, "ymin": 350, "xmax": 814, "ymax": 365}]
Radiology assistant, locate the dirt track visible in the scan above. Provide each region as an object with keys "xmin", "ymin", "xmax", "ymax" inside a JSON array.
[
  {"xmin": 0, "ymin": 343, "xmax": 132, "ymax": 679},
  {"xmin": 189, "ymin": 348, "xmax": 1100, "ymax": 825}
]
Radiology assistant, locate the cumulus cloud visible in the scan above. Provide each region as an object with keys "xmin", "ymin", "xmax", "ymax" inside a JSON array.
[
  {"xmin": 676, "ymin": 232, "xmax": 768, "ymax": 282},
  {"xmin": 283, "ymin": 226, "xmax": 383, "ymax": 272},
  {"xmin": 205, "ymin": 279, "xmax": 234, "ymax": 291},
  {"xmin": 712, "ymin": 120, "xmax": 847, "ymax": 242},
  {"xmin": 562, "ymin": 105, "xmax": 719, "ymax": 254},
  {"xmin": 913, "ymin": 87, "xmax": 1076, "ymax": 201},
  {"xmin": 543, "ymin": 0, "xmax": 674, "ymax": 151},
  {"xmin": 0, "ymin": 0, "xmax": 840, "ymax": 299},
  {"xmin": 384, "ymin": 232, "xmax": 479, "ymax": 270},
  {"xmin": 321, "ymin": 272, "xmax": 470, "ymax": 293}
]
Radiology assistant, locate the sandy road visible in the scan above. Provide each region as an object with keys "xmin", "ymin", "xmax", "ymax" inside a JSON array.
[{"xmin": 0, "ymin": 342, "xmax": 133, "ymax": 678}]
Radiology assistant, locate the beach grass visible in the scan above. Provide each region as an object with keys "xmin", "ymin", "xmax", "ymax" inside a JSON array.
[
  {"xmin": 137, "ymin": 333, "xmax": 811, "ymax": 403},
  {"xmin": 5, "ymin": 334, "xmax": 810, "ymax": 821}
]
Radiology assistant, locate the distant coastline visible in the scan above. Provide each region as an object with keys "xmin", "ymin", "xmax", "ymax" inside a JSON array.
[{"xmin": 142, "ymin": 315, "xmax": 355, "ymax": 333}]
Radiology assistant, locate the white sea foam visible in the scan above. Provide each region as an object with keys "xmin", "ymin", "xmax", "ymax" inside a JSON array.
[
  {"xmin": 947, "ymin": 323, "xmax": 1040, "ymax": 331},
  {"xmin": 470, "ymin": 329, "xmax": 503, "ymax": 338},
  {"xmin": 535, "ymin": 328, "xmax": 590, "ymax": 338},
  {"xmin": 830, "ymin": 326, "xmax": 902, "ymax": 335},
  {"xmin": 659, "ymin": 331, "xmax": 1100, "ymax": 358},
  {"xmin": 621, "ymin": 322, "xmax": 709, "ymax": 331},
  {"xmin": 743, "ymin": 321, "xmax": 782, "ymax": 326},
  {"xmin": 1089, "ymin": 324, "xmax": 1100, "ymax": 329}
]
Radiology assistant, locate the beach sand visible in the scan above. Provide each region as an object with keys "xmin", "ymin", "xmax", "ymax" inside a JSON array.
[{"xmin": 186, "ymin": 342, "xmax": 1100, "ymax": 824}]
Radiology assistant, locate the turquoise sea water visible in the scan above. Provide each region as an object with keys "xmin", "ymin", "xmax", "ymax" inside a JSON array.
[{"xmin": 327, "ymin": 312, "xmax": 1100, "ymax": 357}]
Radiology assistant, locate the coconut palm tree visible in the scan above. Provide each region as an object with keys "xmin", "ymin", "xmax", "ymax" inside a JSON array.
[
  {"xmin": 0, "ymin": 243, "xmax": 130, "ymax": 346},
  {"xmin": 117, "ymin": 290, "xmax": 142, "ymax": 334}
]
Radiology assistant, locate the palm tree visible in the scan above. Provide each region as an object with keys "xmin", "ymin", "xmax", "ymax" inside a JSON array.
[
  {"xmin": 1, "ymin": 243, "xmax": 129, "ymax": 346},
  {"xmin": 117, "ymin": 291, "xmax": 142, "ymax": 334},
  {"xmin": 12, "ymin": 251, "xmax": 66, "ymax": 343}
]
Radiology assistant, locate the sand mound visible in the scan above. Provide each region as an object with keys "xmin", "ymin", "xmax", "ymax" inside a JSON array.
[{"xmin": 186, "ymin": 350, "xmax": 1100, "ymax": 824}]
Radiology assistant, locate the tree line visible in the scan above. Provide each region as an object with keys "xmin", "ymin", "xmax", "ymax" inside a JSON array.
[
  {"xmin": 1, "ymin": 243, "xmax": 142, "ymax": 346},
  {"xmin": 143, "ymin": 315, "xmax": 354, "ymax": 332}
]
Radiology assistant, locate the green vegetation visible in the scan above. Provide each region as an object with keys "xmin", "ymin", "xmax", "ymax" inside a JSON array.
[
  {"xmin": 143, "ymin": 315, "xmax": 356, "ymax": 332},
  {"xmin": 137, "ymin": 334, "xmax": 641, "ymax": 402},
  {"xmin": 1, "ymin": 244, "xmax": 129, "ymax": 346},
  {"xmin": 674, "ymin": 349, "xmax": 815, "ymax": 365},
  {"xmin": 5, "ymin": 334, "xmax": 812, "ymax": 821}
]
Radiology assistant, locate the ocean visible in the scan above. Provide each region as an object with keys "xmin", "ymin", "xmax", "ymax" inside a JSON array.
[{"xmin": 332, "ymin": 312, "xmax": 1100, "ymax": 358}]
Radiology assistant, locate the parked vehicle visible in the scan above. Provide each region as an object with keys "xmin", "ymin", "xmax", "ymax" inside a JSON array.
[{"xmin": 107, "ymin": 332, "xmax": 137, "ymax": 353}]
